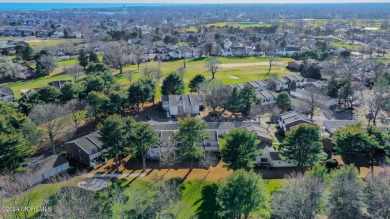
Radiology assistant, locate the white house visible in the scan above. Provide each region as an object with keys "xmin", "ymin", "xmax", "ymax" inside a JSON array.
[
  {"xmin": 221, "ymin": 48, "xmax": 233, "ymax": 57},
  {"xmin": 223, "ymin": 39, "xmax": 233, "ymax": 49},
  {"xmin": 0, "ymin": 87, "xmax": 14, "ymax": 102},
  {"xmin": 256, "ymin": 146, "xmax": 296, "ymax": 167},
  {"xmin": 257, "ymin": 90, "xmax": 277, "ymax": 106},
  {"xmin": 276, "ymin": 46, "xmax": 302, "ymax": 57},
  {"xmin": 28, "ymin": 155, "xmax": 70, "ymax": 186},
  {"xmin": 161, "ymin": 94, "xmax": 205, "ymax": 117}
]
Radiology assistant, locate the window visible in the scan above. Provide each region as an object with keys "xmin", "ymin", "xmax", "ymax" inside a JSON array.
[
  {"xmin": 261, "ymin": 158, "xmax": 268, "ymax": 163},
  {"xmin": 206, "ymin": 142, "xmax": 211, "ymax": 147},
  {"xmin": 177, "ymin": 142, "xmax": 182, "ymax": 147},
  {"xmin": 92, "ymin": 149, "xmax": 96, "ymax": 154}
]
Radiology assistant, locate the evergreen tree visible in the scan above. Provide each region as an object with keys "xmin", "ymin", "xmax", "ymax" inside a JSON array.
[{"xmin": 78, "ymin": 49, "xmax": 89, "ymax": 69}]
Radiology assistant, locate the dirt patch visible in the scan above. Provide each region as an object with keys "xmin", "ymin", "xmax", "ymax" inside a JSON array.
[{"xmin": 229, "ymin": 76, "xmax": 239, "ymax": 79}]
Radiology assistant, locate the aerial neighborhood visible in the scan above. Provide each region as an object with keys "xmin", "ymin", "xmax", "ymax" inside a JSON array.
[{"xmin": 1, "ymin": 2, "xmax": 390, "ymax": 219}]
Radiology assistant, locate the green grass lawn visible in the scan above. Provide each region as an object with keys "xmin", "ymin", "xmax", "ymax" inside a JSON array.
[
  {"xmin": 25, "ymin": 38, "xmax": 84, "ymax": 50},
  {"xmin": 3, "ymin": 56, "xmax": 293, "ymax": 99},
  {"xmin": 331, "ymin": 42, "xmax": 363, "ymax": 51},
  {"xmin": 205, "ymin": 22, "xmax": 273, "ymax": 28}
]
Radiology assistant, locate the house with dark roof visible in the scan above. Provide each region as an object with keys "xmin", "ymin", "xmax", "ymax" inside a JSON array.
[
  {"xmin": 161, "ymin": 94, "xmax": 205, "ymax": 117},
  {"xmin": 277, "ymin": 111, "xmax": 313, "ymax": 132},
  {"xmin": 256, "ymin": 146, "xmax": 296, "ymax": 167},
  {"xmin": 47, "ymin": 80, "xmax": 71, "ymax": 89},
  {"xmin": 0, "ymin": 87, "xmax": 14, "ymax": 102},
  {"xmin": 242, "ymin": 124, "xmax": 273, "ymax": 145},
  {"xmin": 287, "ymin": 60, "xmax": 303, "ymax": 71},
  {"xmin": 28, "ymin": 155, "xmax": 70, "ymax": 185},
  {"xmin": 64, "ymin": 132, "xmax": 106, "ymax": 168}
]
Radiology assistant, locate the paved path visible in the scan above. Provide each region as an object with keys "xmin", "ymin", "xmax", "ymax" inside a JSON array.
[{"xmin": 84, "ymin": 173, "xmax": 146, "ymax": 178}]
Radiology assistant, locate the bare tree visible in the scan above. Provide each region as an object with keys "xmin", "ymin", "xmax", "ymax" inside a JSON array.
[
  {"xmin": 38, "ymin": 55, "xmax": 57, "ymax": 74},
  {"xmin": 130, "ymin": 45, "xmax": 146, "ymax": 70},
  {"xmin": 65, "ymin": 64, "xmax": 83, "ymax": 81},
  {"xmin": 141, "ymin": 66, "xmax": 158, "ymax": 80},
  {"xmin": 272, "ymin": 173, "xmax": 325, "ymax": 219},
  {"xmin": 199, "ymin": 80, "xmax": 232, "ymax": 115},
  {"xmin": 41, "ymin": 185, "xmax": 103, "ymax": 219},
  {"xmin": 102, "ymin": 41, "xmax": 131, "ymax": 74},
  {"xmin": 176, "ymin": 66, "xmax": 186, "ymax": 78},
  {"xmin": 366, "ymin": 82, "xmax": 390, "ymax": 126},
  {"xmin": 0, "ymin": 60, "xmax": 28, "ymax": 79},
  {"xmin": 65, "ymin": 99, "xmax": 87, "ymax": 133},
  {"xmin": 205, "ymin": 58, "xmax": 220, "ymax": 79},
  {"xmin": 29, "ymin": 103, "xmax": 69, "ymax": 154},
  {"xmin": 0, "ymin": 174, "xmax": 36, "ymax": 219},
  {"xmin": 365, "ymin": 170, "xmax": 390, "ymax": 219},
  {"xmin": 300, "ymin": 87, "xmax": 329, "ymax": 120}
]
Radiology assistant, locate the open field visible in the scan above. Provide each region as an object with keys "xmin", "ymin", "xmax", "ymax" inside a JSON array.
[
  {"xmin": 3, "ymin": 56, "xmax": 294, "ymax": 99},
  {"xmin": 206, "ymin": 22, "xmax": 273, "ymax": 28},
  {"xmin": 25, "ymin": 38, "xmax": 84, "ymax": 50},
  {"xmin": 272, "ymin": 18, "xmax": 386, "ymax": 30},
  {"xmin": 13, "ymin": 155, "xmax": 286, "ymax": 218},
  {"xmin": 331, "ymin": 42, "xmax": 363, "ymax": 51}
]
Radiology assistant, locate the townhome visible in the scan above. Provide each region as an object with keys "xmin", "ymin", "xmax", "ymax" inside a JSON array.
[
  {"xmin": 0, "ymin": 87, "xmax": 14, "ymax": 102},
  {"xmin": 265, "ymin": 77, "xmax": 288, "ymax": 91},
  {"xmin": 147, "ymin": 122, "xmax": 272, "ymax": 160},
  {"xmin": 246, "ymin": 80, "xmax": 268, "ymax": 92},
  {"xmin": 277, "ymin": 111, "xmax": 313, "ymax": 132},
  {"xmin": 65, "ymin": 132, "xmax": 106, "ymax": 168},
  {"xmin": 283, "ymin": 74, "xmax": 306, "ymax": 87},
  {"xmin": 161, "ymin": 94, "xmax": 205, "ymax": 117},
  {"xmin": 257, "ymin": 90, "xmax": 277, "ymax": 106}
]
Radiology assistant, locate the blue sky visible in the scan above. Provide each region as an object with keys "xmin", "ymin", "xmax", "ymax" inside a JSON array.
[{"xmin": 0, "ymin": 0, "xmax": 387, "ymax": 3}]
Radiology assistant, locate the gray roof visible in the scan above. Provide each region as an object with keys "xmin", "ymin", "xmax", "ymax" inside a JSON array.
[
  {"xmin": 29, "ymin": 155, "xmax": 68, "ymax": 178},
  {"xmin": 258, "ymin": 90, "xmax": 277, "ymax": 100},
  {"xmin": 323, "ymin": 120, "xmax": 358, "ymax": 133},
  {"xmin": 66, "ymin": 132, "xmax": 103, "ymax": 154},
  {"xmin": 270, "ymin": 152, "xmax": 282, "ymax": 160},
  {"xmin": 0, "ymin": 87, "xmax": 13, "ymax": 94},
  {"xmin": 254, "ymin": 80, "xmax": 268, "ymax": 87},
  {"xmin": 280, "ymin": 111, "xmax": 312, "ymax": 125},
  {"xmin": 285, "ymin": 46, "xmax": 302, "ymax": 51},
  {"xmin": 163, "ymin": 94, "xmax": 204, "ymax": 108}
]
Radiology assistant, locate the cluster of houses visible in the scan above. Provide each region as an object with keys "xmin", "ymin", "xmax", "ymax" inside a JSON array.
[{"xmin": 0, "ymin": 39, "xmax": 29, "ymax": 53}]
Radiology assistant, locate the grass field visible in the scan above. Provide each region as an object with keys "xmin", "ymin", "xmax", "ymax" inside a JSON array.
[
  {"xmin": 25, "ymin": 38, "xmax": 84, "ymax": 50},
  {"xmin": 206, "ymin": 22, "xmax": 273, "ymax": 28},
  {"xmin": 3, "ymin": 56, "xmax": 293, "ymax": 99},
  {"xmin": 13, "ymin": 174, "xmax": 284, "ymax": 218},
  {"xmin": 331, "ymin": 42, "xmax": 363, "ymax": 51}
]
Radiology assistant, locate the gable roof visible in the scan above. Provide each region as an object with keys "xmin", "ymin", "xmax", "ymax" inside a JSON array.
[
  {"xmin": 323, "ymin": 120, "xmax": 358, "ymax": 134},
  {"xmin": 163, "ymin": 94, "xmax": 204, "ymax": 108},
  {"xmin": 279, "ymin": 111, "xmax": 312, "ymax": 126},
  {"xmin": 29, "ymin": 155, "xmax": 68, "ymax": 179},
  {"xmin": 66, "ymin": 132, "xmax": 102, "ymax": 154},
  {"xmin": 0, "ymin": 87, "xmax": 13, "ymax": 95}
]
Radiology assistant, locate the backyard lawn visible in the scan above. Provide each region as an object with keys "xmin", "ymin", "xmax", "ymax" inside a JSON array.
[{"xmin": 25, "ymin": 38, "xmax": 84, "ymax": 50}]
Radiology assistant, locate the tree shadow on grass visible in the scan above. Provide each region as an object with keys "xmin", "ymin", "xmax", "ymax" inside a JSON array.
[{"xmin": 194, "ymin": 183, "xmax": 219, "ymax": 219}]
